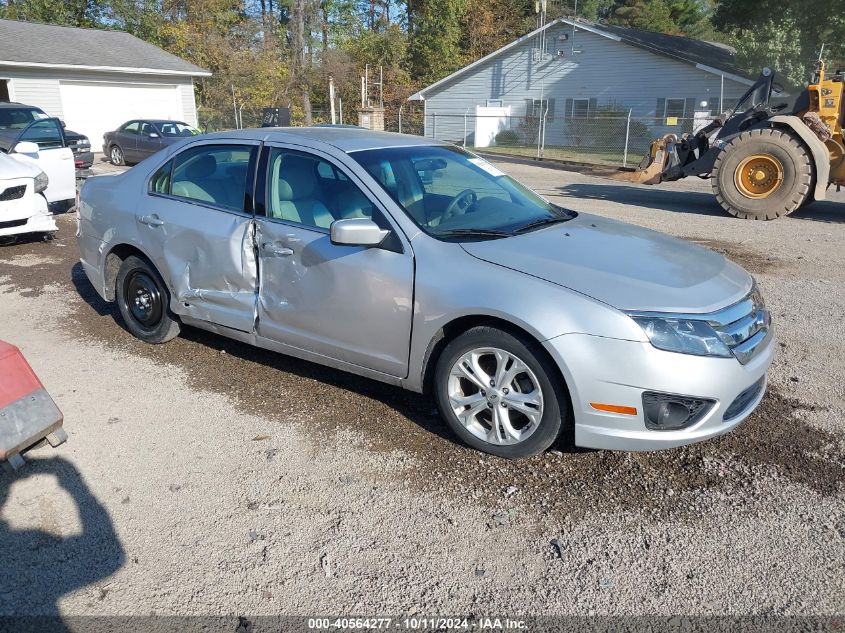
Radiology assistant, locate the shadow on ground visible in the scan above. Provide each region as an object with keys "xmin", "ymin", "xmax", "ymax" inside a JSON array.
[
  {"xmin": 0, "ymin": 457, "xmax": 124, "ymax": 628},
  {"xmin": 558, "ymin": 181, "xmax": 845, "ymax": 223},
  {"xmin": 557, "ymin": 183, "xmax": 725, "ymax": 217}
]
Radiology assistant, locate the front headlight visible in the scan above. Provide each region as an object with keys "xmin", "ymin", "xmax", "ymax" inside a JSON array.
[
  {"xmin": 33, "ymin": 170, "xmax": 49, "ymax": 194},
  {"xmin": 629, "ymin": 315, "xmax": 732, "ymax": 358}
]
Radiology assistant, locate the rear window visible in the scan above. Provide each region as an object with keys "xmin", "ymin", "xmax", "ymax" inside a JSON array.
[{"xmin": 0, "ymin": 107, "xmax": 48, "ymax": 131}]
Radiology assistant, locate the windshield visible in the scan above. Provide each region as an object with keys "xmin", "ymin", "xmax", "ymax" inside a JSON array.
[
  {"xmin": 0, "ymin": 107, "xmax": 49, "ymax": 131},
  {"xmin": 157, "ymin": 121, "xmax": 200, "ymax": 138},
  {"xmin": 350, "ymin": 145, "xmax": 574, "ymax": 238}
]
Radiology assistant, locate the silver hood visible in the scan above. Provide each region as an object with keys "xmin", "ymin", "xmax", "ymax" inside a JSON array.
[{"xmin": 461, "ymin": 213, "xmax": 751, "ymax": 313}]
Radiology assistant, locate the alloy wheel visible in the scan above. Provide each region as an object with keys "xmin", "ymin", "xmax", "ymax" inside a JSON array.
[{"xmin": 447, "ymin": 347, "xmax": 544, "ymax": 446}]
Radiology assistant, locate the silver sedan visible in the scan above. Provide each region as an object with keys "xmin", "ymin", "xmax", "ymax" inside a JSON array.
[{"xmin": 76, "ymin": 128, "xmax": 774, "ymax": 458}]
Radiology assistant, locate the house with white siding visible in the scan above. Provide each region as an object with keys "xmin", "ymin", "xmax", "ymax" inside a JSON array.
[
  {"xmin": 409, "ymin": 18, "xmax": 755, "ymax": 152},
  {"xmin": 0, "ymin": 19, "xmax": 210, "ymax": 147}
]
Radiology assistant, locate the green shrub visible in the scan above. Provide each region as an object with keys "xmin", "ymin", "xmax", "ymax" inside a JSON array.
[{"xmin": 494, "ymin": 128, "xmax": 520, "ymax": 146}]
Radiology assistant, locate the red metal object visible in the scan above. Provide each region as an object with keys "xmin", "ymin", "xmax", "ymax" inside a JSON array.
[
  {"xmin": 0, "ymin": 341, "xmax": 44, "ymax": 407},
  {"xmin": 0, "ymin": 340, "xmax": 65, "ymax": 467}
]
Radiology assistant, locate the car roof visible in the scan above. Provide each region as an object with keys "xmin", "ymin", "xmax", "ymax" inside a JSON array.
[
  {"xmin": 199, "ymin": 127, "xmax": 446, "ymax": 153},
  {"xmin": 0, "ymin": 102, "xmax": 42, "ymax": 109}
]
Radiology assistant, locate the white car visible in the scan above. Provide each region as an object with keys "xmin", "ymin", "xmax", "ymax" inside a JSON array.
[
  {"xmin": 0, "ymin": 112, "xmax": 77, "ymax": 215},
  {"xmin": 0, "ymin": 150, "xmax": 57, "ymax": 244}
]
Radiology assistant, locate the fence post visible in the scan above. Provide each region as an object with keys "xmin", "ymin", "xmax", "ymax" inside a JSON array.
[
  {"xmin": 623, "ymin": 108, "xmax": 632, "ymax": 168},
  {"xmin": 398, "ymin": 105, "xmax": 403, "ymax": 134},
  {"xmin": 433, "ymin": 112, "xmax": 437, "ymax": 139},
  {"xmin": 537, "ymin": 105, "xmax": 548, "ymax": 159},
  {"xmin": 463, "ymin": 108, "xmax": 469, "ymax": 147}
]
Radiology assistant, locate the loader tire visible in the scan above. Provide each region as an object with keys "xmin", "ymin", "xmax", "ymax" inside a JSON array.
[{"xmin": 712, "ymin": 128, "xmax": 813, "ymax": 220}]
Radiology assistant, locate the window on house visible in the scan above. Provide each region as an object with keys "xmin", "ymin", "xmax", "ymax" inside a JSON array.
[
  {"xmin": 665, "ymin": 99, "xmax": 686, "ymax": 118},
  {"xmin": 572, "ymin": 99, "xmax": 590, "ymax": 118},
  {"xmin": 563, "ymin": 97, "xmax": 596, "ymax": 118},
  {"xmin": 528, "ymin": 98, "xmax": 556, "ymax": 119},
  {"xmin": 486, "ymin": 99, "xmax": 503, "ymax": 107}
]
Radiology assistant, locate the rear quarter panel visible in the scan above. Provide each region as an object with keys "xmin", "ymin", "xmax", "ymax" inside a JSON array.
[{"xmin": 77, "ymin": 170, "xmax": 147, "ymax": 298}]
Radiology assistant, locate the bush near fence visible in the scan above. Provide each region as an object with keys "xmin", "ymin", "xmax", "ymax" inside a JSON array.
[{"xmin": 420, "ymin": 111, "xmax": 715, "ymax": 168}]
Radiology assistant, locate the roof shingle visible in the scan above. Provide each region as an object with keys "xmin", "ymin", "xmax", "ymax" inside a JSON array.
[{"xmin": 0, "ymin": 19, "xmax": 210, "ymax": 76}]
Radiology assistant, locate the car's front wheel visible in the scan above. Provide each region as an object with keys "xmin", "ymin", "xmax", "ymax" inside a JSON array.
[
  {"xmin": 434, "ymin": 326, "xmax": 568, "ymax": 458},
  {"xmin": 109, "ymin": 144, "xmax": 125, "ymax": 166},
  {"xmin": 115, "ymin": 255, "xmax": 180, "ymax": 344}
]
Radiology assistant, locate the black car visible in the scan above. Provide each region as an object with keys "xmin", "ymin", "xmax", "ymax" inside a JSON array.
[
  {"xmin": 103, "ymin": 119, "xmax": 200, "ymax": 166},
  {"xmin": 0, "ymin": 102, "xmax": 93, "ymax": 176}
]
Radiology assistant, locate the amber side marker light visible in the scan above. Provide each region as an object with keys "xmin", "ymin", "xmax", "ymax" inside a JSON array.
[{"xmin": 590, "ymin": 403, "xmax": 638, "ymax": 416}]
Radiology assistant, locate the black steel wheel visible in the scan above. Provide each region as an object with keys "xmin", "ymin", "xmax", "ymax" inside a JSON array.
[{"xmin": 115, "ymin": 255, "xmax": 180, "ymax": 344}]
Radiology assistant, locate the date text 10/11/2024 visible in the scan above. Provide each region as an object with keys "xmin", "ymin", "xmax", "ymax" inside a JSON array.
[{"xmin": 307, "ymin": 617, "xmax": 528, "ymax": 630}]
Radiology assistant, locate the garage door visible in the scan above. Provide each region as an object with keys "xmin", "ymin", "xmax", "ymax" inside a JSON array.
[{"xmin": 59, "ymin": 81, "xmax": 182, "ymax": 147}]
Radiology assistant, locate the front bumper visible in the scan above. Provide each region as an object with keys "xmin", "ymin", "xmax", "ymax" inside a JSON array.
[
  {"xmin": 543, "ymin": 330, "xmax": 775, "ymax": 451},
  {"xmin": 0, "ymin": 194, "xmax": 57, "ymax": 237}
]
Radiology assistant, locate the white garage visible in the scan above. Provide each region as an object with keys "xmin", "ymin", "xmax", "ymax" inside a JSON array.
[
  {"xmin": 0, "ymin": 19, "xmax": 210, "ymax": 145},
  {"xmin": 59, "ymin": 81, "xmax": 184, "ymax": 147}
]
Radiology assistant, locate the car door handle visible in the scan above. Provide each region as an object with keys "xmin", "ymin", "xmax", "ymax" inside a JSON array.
[
  {"xmin": 261, "ymin": 242, "xmax": 294, "ymax": 257},
  {"xmin": 138, "ymin": 214, "xmax": 165, "ymax": 227}
]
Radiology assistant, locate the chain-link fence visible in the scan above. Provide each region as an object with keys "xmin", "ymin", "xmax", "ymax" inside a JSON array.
[
  {"xmin": 397, "ymin": 112, "xmax": 716, "ymax": 168},
  {"xmin": 196, "ymin": 107, "xmax": 334, "ymax": 133},
  {"xmin": 197, "ymin": 105, "xmax": 711, "ymax": 170}
]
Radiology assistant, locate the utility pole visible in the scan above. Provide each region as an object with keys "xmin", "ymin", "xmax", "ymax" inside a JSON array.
[{"xmin": 329, "ymin": 76, "xmax": 336, "ymax": 124}]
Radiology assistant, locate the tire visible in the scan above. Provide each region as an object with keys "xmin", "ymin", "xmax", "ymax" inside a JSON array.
[
  {"xmin": 712, "ymin": 128, "xmax": 813, "ymax": 220},
  {"xmin": 109, "ymin": 144, "xmax": 125, "ymax": 166},
  {"xmin": 433, "ymin": 326, "xmax": 569, "ymax": 459},
  {"xmin": 115, "ymin": 255, "xmax": 180, "ymax": 344}
]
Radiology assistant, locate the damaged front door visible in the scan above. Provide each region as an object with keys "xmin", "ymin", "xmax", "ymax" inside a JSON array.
[
  {"xmin": 254, "ymin": 146, "xmax": 414, "ymax": 377},
  {"xmin": 140, "ymin": 141, "xmax": 258, "ymax": 332}
]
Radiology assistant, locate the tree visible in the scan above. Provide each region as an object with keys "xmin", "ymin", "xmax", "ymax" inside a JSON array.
[
  {"xmin": 0, "ymin": 0, "xmax": 106, "ymax": 26},
  {"xmin": 713, "ymin": 0, "xmax": 845, "ymax": 87},
  {"xmin": 408, "ymin": 0, "xmax": 466, "ymax": 84},
  {"xmin": 600, "ymin": 0, "xmax": 711, "ymax": 37}
]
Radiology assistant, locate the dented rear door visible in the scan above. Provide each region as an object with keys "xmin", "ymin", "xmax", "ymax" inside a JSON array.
[{"xmin": 137, "ymin": 140, "xmax": 259, "ymax": 333}]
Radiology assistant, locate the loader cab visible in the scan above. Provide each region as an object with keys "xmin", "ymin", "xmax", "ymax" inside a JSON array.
[{"xmin": 728, "ymin": 69, "xmax": 776, "ymax": 117}]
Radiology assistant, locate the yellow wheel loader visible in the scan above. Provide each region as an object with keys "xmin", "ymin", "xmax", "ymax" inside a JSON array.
[{"xmin": 613, "ymin": 61, "xmax": 844, "ymax": 220}]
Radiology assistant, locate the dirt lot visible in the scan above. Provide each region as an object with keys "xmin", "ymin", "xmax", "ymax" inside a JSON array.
[{"xmin": 0, "ymin": 159, "xmax": 843, "ymax": 621}]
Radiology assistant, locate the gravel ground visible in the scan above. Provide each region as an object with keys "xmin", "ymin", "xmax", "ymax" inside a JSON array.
[{"xmin": 0, "ymin": 160, "xmax": 843, "ymax": 621}]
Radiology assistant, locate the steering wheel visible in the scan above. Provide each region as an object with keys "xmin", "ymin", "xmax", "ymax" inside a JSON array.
[{"xmin": 442, "ymin": 189, "xmax": 477, "ymax": 222}]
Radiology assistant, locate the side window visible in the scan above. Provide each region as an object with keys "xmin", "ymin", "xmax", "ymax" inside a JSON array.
[
  {"xmin": 140, "ymin": 122, "xmax": 155, "ymax": 136},
  {"xmin": 149, "ymin": 159, "xmax": 173, "ymax": 194},
  {"xmin": 267, "ymin": 149, "xmax": 375, "ymax": 230},
  {"xmin": 169, "ymin": 144, "xmax": 252, "ymax": 211},
  {"xmin": 17, "ymin": 119, "xmax": 64, "ymax": 150},
  {"xmin": 316, "ymin": 160, "xmax": 349, "ymax": 181},
  {"xmin": 123, "ymin": 122, "xmax": 140, "ymax": 135}
]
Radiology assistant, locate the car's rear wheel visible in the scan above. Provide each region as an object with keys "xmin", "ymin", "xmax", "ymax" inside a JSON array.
[
  {"xmin": 434, "ymin": 326, "xmax": 567, "ymax": 458},
  {"xmin": 109, "ymin": 145, "xmax": 125, "ymax": 166},
  {"xmin": 115, "ymin": 255, "xmax": 180, "ymax": 344}
]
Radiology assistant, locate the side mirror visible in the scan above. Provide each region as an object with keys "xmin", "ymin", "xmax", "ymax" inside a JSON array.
[
  {"xmin": 330, "ymin": 218, "xmax": 388, "ymax": 247},
  {"xmin": 148, "ymin": 132, "xmax": 160, "ymax": 138},
  {"xmin": 60, "ymin": 120, "xmax": 66, "ymax": 129},
  {"xmin": 13, "ymin": 141, "xmax": 40, "ymax": 155}
]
